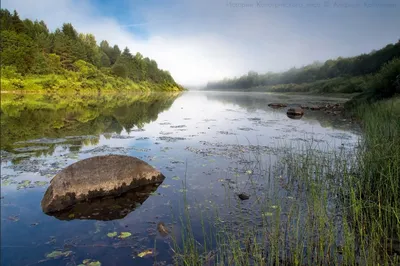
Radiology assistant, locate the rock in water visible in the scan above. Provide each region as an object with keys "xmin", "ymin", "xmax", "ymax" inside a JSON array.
[
  {"xmin": 286, "ymin": 107, "xmax": 304, "ymax": 119},
  {"xmin": 41, "ymin": 155, "xmax": 165, "ymax": 213},
  {"xmin": 268, "ymin": 103, "xmax": 287, "ymax": 109},
  {"xmin": 238, "ymin": 193, "xmax": 250, "ymax": 200}
]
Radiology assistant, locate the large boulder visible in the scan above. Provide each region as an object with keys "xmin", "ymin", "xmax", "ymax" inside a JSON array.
[
  {"xmin": 47, "ymin": 184, "xmax": 160, "ymax": 221},
  {"xmin": 41, "ymin": 155, "xmax": 165, "ymax": 213}
]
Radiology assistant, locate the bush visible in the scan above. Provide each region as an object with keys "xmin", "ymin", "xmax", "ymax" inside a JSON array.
[
  {"xmin": 112, "ymin": 64, "xmax": 128, "ymax": 79},
  {"xmin": 370, "ymin": 57, "xmax": 400, "ymax": 99},
  {"xmin": 1, "ymin": 66, "xmax": 22, "ymax": 79}
]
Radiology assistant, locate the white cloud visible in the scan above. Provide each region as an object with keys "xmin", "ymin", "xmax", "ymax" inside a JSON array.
[{"xmin": 2, "ymin": 0, "xmax": 399, "ymax": 86}]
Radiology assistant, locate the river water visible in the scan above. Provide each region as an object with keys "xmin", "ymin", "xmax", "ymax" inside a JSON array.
[{"xmin": 0, "ymin": 91, "xmax": 360, "ymax": 266}]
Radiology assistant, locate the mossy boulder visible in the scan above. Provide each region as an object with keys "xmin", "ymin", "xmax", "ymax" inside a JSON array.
[{"xmin": 41, "ymin": 155, "xmax": 165, "ymax": 213}]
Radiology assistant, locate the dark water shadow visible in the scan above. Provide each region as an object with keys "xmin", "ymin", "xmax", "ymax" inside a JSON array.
[{"xmin": 45, "ymin": 183, "xmax": 162, "ymax": 221}]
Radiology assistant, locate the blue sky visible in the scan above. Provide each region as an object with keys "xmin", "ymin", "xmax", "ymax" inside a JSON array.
[{"xmin": 2, "ymin": 0, "xmax": 400, "ymax": 86}]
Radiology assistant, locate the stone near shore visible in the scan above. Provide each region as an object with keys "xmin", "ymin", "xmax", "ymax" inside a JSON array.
[
  {"xmin": 268, "ymin": 103, "xmax": 287, "ymax": 109},
  {"xmin": 286, "ymin": 107, "xmax": 304, "ymax": 116},
  {"xmin": 41, "ymin": 155, "xmax": 165, "ymax": 213}
]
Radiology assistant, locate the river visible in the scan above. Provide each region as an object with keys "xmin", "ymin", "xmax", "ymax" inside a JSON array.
[{"xmin": 0, "ymin": 91, "xmax": 360, "ymax": 265}]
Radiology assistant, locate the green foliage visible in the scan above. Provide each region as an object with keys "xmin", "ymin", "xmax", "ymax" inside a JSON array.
[
  {"xmin": 111, "ymin": 64, "xmax": 128, "ymax": 79},
  {"xmin": 369, "ymin": 58, "xmax": 400, "ymax": 99},
  {"xmin": 0, "ymin": 30, "xmax": 36, "ymax": 74},
  {"xmin": 1, "ymin": 66, "xmax": 22, "ymax": 79},
  {"xmin": 0, "ymin": 8, "xmax": 182, "ymax": 92},
  {"xmin": 207, "ymin": 41, "xmax": 400, "ymax": 92}
]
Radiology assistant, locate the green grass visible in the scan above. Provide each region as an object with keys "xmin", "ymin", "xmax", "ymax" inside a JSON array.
[
  {"xmin": 169, "ymin": 98, "xmax": 400, "ymax": 265},
  {"xmin": 0, "ymin": 68, "xmax": 184, "ymax": 93}
]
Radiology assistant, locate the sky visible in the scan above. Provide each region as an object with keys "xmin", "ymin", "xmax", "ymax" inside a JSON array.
[{"xmin": 2, "ymin": 0, "xmax": 400, "ymax": 86}]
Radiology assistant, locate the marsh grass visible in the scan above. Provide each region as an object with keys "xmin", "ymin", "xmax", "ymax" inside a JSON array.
[{"xmin": 168, "ymin": 98, "xmax": 400, "ymax": 265}]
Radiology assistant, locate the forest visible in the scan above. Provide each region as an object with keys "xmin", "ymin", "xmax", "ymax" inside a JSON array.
[
  {"xmin": 206, "ymin": 41, "xmax": 400, "ymax": 101},
  {"xmin": 0, "ymin": 9, "xmax": 183, "ymax": 92}
]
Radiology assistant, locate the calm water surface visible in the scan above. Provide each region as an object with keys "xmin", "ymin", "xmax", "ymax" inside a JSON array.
[{"xmin": 1, "ymin": 91, "xmax": 360, "ymax": 265}]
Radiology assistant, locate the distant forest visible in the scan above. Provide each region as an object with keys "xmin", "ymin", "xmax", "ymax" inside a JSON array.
[
  {"xmin": 0, "ymin": 9, "xmax": 182, "ymax": 91},
  {"xmin": 206, "ymin": 41, "xmax": 400, "ymax": 98}
]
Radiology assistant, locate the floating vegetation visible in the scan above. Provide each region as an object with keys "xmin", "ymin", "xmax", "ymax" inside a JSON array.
[
  {"xmin": 157, "ymin": 136, "xmax": 186, "ymax": 142},
  {"xmin": 171, "ymin": 176, "xmax": 180, "ymax": 181},
  {"xmin": 34, "ymin": 181, "xmax": 48, "ymax": 186},
  {"xmin": 107, "ymin": 231, "xmax": 131, "ymax": 239},
  {"xmin": 81, "ymin": 145, "xmax": 128, "ymax": 154},
  {"xmin": 217, "ymin": 131, "xmax": 236, "ymax": 135},
  {"xmin": 78, "ymin": 259, "xmax": 101, "ymax": 266},
  {"xmin": 136, "ymin": 249, "xmax": 155, "ymax": 258},
  {"xmin": 107, "ymin": 232, "xmax": 117, "ymax": 238},
  {"xmin": 2, "ymin": 179, "xmax": 17, "ymax": 186},
  {"xmin": 17, "ymin": 180, "xmax": 33, "ymax": 190},
  {"xmin": 237, "ymin": 127, "xmax": 255, "ymax": 131},
  {"xmin": 45, "ymin": 250, "xmax": 72, "ymax": 259},
  {"xmin": 111, "ymin": 134, "xmax": 135, "ymax": 139},
  {"xmin": 118, "ymin": 232, "xmax": 132, "ymax": 239},
  {"xmin": 159, "ymin": 131, "xmax": 173, "ymax": 135}
]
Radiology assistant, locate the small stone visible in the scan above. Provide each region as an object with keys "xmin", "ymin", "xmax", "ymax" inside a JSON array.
[{"xmin": 238, "ymin": 193, "xmax": 250, "ymax": 200}]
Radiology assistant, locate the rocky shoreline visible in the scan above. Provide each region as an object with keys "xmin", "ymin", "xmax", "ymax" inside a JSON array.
[{"xmin": 268, "ymin": 102, "xmax": 345, "ymax": 116}]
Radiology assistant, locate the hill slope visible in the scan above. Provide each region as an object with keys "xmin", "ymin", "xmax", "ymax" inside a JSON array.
[{"xmin": 0, "ymin": 9, "xmax": 183, "ymax": 92}]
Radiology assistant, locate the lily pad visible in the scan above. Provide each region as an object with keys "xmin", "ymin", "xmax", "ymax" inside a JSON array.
[
  {"xmin": 270, "ymin": 205, "xmax": 278, "ymax": 209},
  {"xmin": 107, "ymin": 232, "xmax": 117, "ymax": 238},
  {"xmin": 78, "ymin": 259, "xmax": 101, "ymax": 266},
  {"xmin": 161, "ymin": 184, "xmax": 171, "ymax": 188},
  {"xmin": 172, "ymin": 176, "xmax": 180, "ymax": 180},
  {"xmin": 34, "ymin": 181, "xmax": 48, "ymax": 187},
  {"xmin": 46, "ymin": 250, "xmax": 72, "ymax": 259},
  {"xmin": 137, "ymin": 249, "xmax": 154, "ymax": 258},
  {"xmin": 17, "ymin": 180, "xmax": 32, "ymax": 190},
  {"xmin": 118, "ymin": 232, "xmax": 132, "ymax": 239}
]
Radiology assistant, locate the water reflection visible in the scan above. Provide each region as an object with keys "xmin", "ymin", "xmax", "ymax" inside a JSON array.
[
  {"xmin": 46, "ymin": 183, "xmax": 162, "ymax": 221},
  {"xmin": 0, "ymin": 92, "xmax": 181, "ymax": 152},
  {"xmin": 205, "ymin": 91, "xmax": 357, "ymax": 131}
]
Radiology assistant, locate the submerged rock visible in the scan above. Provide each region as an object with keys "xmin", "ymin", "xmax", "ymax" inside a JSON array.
[
  {"xmin": 286, "ymin": 107, "xmax": 304, "ymax": 119},
  {"xmin": 238, "ymin": 193, "xmax": 250, "ymax": 200},
  {"xmin": 41, "ymin": 155, "xmax": 165, "ymax": 213},
  {"xmin": 268, "ymin": 103, "xmax": 287, "ymax": 109}
]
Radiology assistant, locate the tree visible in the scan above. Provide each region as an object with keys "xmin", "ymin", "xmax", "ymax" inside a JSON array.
[
  {"xmin": 0, "ymin": 30, "xmax": 36, "ymax": 74},
  {"xmin": 112, "ymin": 64, "xmax": 128, "ymax": 78}
]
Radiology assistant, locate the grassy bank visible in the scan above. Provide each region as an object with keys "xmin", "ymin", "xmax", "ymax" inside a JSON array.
[
  {"xmin": 1, "ymin": 65, "xmax": 183, "ymax": 93},
  {"xmin": 169, "ymin": 98, "xmax": 399, "ymax": 265}
]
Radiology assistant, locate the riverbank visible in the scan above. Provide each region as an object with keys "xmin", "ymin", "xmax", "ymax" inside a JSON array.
[
  {"xmin": 171, "ymin": 97, "xmax": 400, "ymax": 265},
  {"xmin": 0, "ymin": 73, "xmax": 184, "ymax": 93}
]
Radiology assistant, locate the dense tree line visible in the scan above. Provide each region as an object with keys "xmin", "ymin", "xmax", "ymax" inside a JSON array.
[
  {"xmin": 206, "ymin": 41, "xmax": 400, "ymax": 92},
  {"xmin": 0, "ymin": 9, "xmax": 178, "ymax": 87}
]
